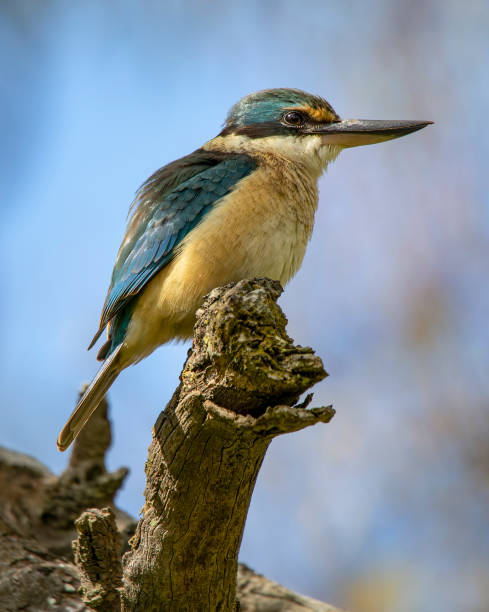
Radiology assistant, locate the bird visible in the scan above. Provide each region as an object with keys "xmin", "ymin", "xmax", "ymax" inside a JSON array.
[{"xmin": 57, "ymin": 88, "xmax": 432, "ymax": 451}]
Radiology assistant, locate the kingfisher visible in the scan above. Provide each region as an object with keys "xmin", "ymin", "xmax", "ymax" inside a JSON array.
[{"xmin": 57, "ymin": 88, "xmax": 431, "ymax": 451}]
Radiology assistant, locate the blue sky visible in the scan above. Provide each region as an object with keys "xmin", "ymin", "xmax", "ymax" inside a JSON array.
[{"xmin": 2, "ymin": 2, "xmax": 489, "ymax": 611}]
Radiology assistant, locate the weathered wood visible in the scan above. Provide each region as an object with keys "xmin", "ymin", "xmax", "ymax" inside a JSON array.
[
  {"xmin": 73, "ymin": 507, "xmax": 122, "ymax": 611},
  {"xmin": 121, "ymin": 278, "xmax": 334, "ymax": 611}
]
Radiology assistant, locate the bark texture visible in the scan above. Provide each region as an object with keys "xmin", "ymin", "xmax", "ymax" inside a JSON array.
[
  {"xmin": 121, "ymin": 278, "xmax": 335, "ymax": 611},
  {"xmin": 73, "ymin": 507, "xmax": 122, "ymax": 611}
]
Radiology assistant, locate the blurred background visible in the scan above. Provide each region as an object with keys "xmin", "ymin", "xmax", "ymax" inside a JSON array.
[{"xmin": 1, "ymin": 2, "xmax": 488, "ymax": 610}]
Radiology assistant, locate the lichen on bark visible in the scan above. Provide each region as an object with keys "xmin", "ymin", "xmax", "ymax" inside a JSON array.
[{"xmin": 121, "ymin": 278, "xmax": 334, "ymax": 611}]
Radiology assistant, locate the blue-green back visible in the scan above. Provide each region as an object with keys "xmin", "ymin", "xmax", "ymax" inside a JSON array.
[{"xmin": 91, "ymin": 149, "xmax": 256, "ymax": 353}]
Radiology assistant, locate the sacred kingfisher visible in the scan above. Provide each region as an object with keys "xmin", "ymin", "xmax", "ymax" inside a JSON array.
[{"xmin": 57, "ymin": 88, "xmax": 431, "ymax": 451}]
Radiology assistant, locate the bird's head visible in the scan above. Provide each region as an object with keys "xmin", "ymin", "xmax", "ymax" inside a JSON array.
[{"xmin": 219, "ymin": 88, "xmax": 432, "ymax": 172}]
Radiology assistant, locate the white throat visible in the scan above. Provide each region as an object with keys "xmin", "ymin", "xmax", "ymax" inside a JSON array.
[{"xmin": 205, "ymin": 134, "xmax": 343, "ymax": 179}]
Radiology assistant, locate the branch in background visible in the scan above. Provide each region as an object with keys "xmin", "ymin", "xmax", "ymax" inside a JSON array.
[
  {"xmin": 41, "ymin": 395, "xmax": 133, "ymax": 552},
  {"xmin": 0, "ymin": 447, "xmax": 87, "ymax": 612},
  {"xmin": 238, "ymin": 564, "xmax": 346, "ymax": 612},
  {"xmin": 0, "ymin": 392, "xmax": 133, "ymax": 611}
]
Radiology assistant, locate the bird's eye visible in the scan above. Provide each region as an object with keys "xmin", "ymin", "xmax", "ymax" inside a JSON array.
[{"xmin": 282, "ymin": 111, "xmax": 306, "ymax": 127}]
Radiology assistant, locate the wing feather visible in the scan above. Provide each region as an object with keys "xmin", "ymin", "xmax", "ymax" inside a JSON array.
[{"xmin": 89, "ymin": 149, "xmax": 256, "ymax": 349}]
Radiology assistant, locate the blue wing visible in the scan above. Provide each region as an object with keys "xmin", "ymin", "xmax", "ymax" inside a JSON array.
[{"xmin": 89, "ymin": 149, "xmax": 256, "ymax": 351}]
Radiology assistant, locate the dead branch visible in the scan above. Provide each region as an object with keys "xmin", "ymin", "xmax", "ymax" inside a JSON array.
[
  {"xmin": 1, "ymin": 278, "xmax": 345, "ymax": 611},
  {"xmin": 120, "ymin": 278, "xmax": 334, "ymax": 611}
]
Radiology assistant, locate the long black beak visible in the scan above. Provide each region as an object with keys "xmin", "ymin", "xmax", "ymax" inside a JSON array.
[{"xmin": 307, "ymin": 119, "xmax": 433, "ymax": 147}]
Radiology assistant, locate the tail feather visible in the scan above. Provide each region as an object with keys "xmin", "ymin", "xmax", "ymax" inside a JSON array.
[{"xmin": 57, "ymin": 344, "xmax": 123, "ymax": 452}]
